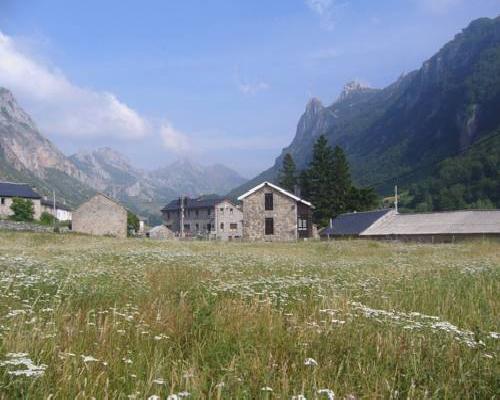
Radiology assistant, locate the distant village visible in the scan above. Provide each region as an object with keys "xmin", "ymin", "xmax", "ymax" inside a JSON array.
[{"xmin": 1, "ymin": 179, "xmax": 499, "ymax": 243}]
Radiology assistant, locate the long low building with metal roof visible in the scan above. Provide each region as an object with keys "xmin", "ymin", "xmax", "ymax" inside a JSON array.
[
  {"xmin": 361, "ymin": 209, "xmax": 500, "ymax": 242},
  {"xmin": 322, "ymin": 209, "xmax": 500, "ymax": 242}
]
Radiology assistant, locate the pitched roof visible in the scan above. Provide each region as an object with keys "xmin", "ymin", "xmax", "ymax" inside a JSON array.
[
  {"xmin": 237, "ymin": 181, "xmax": 313, "ymax": 207},
  {"xmin": 0, "ymin": 182, "xmax": 41, "ymax": 199},
  {"xmin": 41, "ymin": 198, "xmax": 72, "ymax": 211},
  {"xmin": 361, "ymin": 210, "xmax": 500, "ymax": 236},
  {"xmin": 161, "ymin": 196, "xmax": 225, "ymax": 212},
  {"xmin": 321, "ymin": 209, "xmax": 394, "ymax": 236}
]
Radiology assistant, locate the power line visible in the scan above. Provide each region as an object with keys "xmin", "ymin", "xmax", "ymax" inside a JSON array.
[{"xmin": 366, "ymin": 131, "xmax": 500, "ymax": 190}]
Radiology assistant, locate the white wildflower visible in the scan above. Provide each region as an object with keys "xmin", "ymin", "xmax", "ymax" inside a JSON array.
[{"xmin": 304, "ymin": 357, "xmax": 318, "ymax": 366}]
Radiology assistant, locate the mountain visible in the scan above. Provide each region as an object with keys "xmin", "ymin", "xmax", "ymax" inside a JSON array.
[
  {"xmin": 0, "ymin": 88, "xmax": 247, "ymax": 222},
  {"xmin": 150, "ymin": 158, "xmax": 246, "ymax": 197},
  {"xmin": 230, "ymin": 16, "xmax": 500, "ymax": 208},
  {"xmin": 0, "ymin": 87, "xmax": 95, "ymax": 205}
]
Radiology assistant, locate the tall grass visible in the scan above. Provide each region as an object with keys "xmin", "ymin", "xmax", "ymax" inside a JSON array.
[{"xmin": 0, "ymin": 232, "xmax": 498, "ymax": 398}]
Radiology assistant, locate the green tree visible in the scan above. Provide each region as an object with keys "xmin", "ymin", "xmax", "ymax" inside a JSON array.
[
  {"xmin": 10, "ymin": 198, "xmax": 35, "ymax": 221},
  {"xmin": 331, "ymin": 145, "xmax": 352, "ymax": 216},
  {"xmin": 305, "ymin": 135, "xmax": 336, "ymax": 226},
  {"xmin": 40, "ymin": 211, "xmax": 56, "ymax": 226},
  {"xmin": 278, "ymin": 153, "xmax": 297, "ymax": 192},
  {"xmin": 127, "ymin": 211, "xmax": 140, "ymax": 236}
]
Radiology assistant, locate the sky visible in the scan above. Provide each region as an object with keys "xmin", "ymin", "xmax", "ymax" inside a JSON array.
[{"xmin": 0, "ymin": 0, "xmax": 498, "ymax": 177}]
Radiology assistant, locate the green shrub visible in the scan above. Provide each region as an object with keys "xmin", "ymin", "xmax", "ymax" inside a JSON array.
[
  {"xmin": 40, "ymin": 211, "xmax": 56, "ymax": 226},
  {"xmin": 10, "ymin": 197, "xmax": 34, "ymax": 221}
]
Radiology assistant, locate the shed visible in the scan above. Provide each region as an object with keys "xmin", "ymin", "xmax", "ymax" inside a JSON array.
[
  {"xmin": 147, "ymin": 225, "xmax": 176, "ymax": 240},
  {"xmin": 72, "ymin": 193, "xmax": 127, "ymax": 238}
]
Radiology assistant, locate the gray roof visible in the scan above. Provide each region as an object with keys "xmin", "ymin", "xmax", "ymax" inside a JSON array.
[
  {"xmin": 321, "ymin": 209, "xmax": 393, "ymax": 236},
  {"xmin": 41, "ymin": 198, "xmax": 72, "ymax": 211},
  {"xmin": 0, "ymin": 182, "xmax": 41, "ymax": 199},
  {"xmin": 361, "ymin": 210, "xmax": 500, "ymax": 236},
  {"xmin": 162, "ymin": 196, "xmax": 225, "ymax": 212}
]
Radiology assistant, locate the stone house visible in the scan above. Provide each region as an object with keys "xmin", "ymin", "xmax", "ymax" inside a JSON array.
[
  {"xmin": 161, "ymin": 196, "xmax": 243, "ymax": 240},
  {"xmin": 72, "ymin": 193, "xmax": 127, "ymax": 238},
  {"xmin": 237, "ymin": 181, "xmax": 314, "ymax": 241},
  {"xmin": 41, "ymin": 198, "xmax": 72, "ymax": 221},
  {"xmin": 0, "ymin": 181, "xmax": 42, "ymax": 220}
]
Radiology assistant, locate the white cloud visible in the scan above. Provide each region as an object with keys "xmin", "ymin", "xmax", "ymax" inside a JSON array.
[
  {"xmin": 160, "ymin": 121, "xmax": 192, "ymax": 154},
  {"xmin": 416, "ymin": 0, "xmax": 463, "ymax": 14},
  {"xmin": 0, "ymin": 31, "xmax": 147, "ymax": 139},
  {"xmin": 237, "ymin": 80, "xmax": 270, "ymax": 95},
  {"xmin": 305, "ymin": 0, "xmax": 337, "ymax": 30}
]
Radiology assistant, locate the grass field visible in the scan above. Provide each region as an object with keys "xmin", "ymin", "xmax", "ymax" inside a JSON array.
[{"xmin": 0, "ymin": 232, "xmax": 498, "ymax": 399}]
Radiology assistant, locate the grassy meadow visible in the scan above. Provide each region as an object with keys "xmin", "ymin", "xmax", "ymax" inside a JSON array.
[{"xmin": 0, "ymin": 231, "xmax": 498, "ymax": 399}]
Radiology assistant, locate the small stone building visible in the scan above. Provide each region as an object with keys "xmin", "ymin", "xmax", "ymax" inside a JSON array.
[
  {"xmin": 72, "ymin": 193, "xmax": 127, "ymax": 238},
  {"xmin": 238, "ymin": 181, "xmax": 314, "ymax": 241},
  {"xmin": 147, "ymin": 225, "xmax": 176, "ymax": 240},
  {"xmin": 0, "ymin": 181, "xmax": 42, "ymax": 220}
]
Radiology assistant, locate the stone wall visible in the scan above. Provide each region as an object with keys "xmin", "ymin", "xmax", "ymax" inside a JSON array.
[
  {"xmin": 0, "ymin": 219, "xmax": 53, "ymax": 233},
  {"xmin": 72, "ymin": 194, "xmax": 127, "ymax": 238},
  {"xmin": 242, "ymin": 186, "xmax": 297, "ymax": 241},
  {"xmin": 215, "ymin": 200, "xmax": 243, "ymax": 240}
]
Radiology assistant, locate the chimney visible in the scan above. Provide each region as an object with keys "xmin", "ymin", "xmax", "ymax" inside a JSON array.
[{"xmin": 293, "ymin": 185, "xmax": 301, "ymax": 198}]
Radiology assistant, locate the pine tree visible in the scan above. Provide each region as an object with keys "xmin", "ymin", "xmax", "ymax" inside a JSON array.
[
  {"xmin": 278, "ymin": 153, "xmax": 297, "ymax": 192},
  {"xmin": 306, "ymin": 135, "xmax": 336, "ymax": 226},
  {"xmin": 331, "ymin": 145, "xmax": 352, "ymax": 216}
]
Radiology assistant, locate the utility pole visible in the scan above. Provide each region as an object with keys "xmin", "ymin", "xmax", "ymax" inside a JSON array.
[
  {"xmin": 180, "ymin": 196, "xmax": 184, "ymax": 238},
  {"xmin": 394, "ymin": 185, "xmax": 398, "ymax": 213},
  {"xmin": 52, "ymin": 190, "xmax": 57, "ymax": 230}
]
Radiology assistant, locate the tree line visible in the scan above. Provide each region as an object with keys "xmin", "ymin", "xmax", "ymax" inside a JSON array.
[{"xmin": 278, "ymin": 135, "xmax": 378, "ymax": 226}]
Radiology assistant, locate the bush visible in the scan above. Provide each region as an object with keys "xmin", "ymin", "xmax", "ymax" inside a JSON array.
[
  {"xmin": 10, "ymin": 197, "xmax": 34, "ymax": 221},
  {"xmin": 40, "ymin": 211, "xmax": 56, "ymax": 226},
  {"xmin": 127, "ymin": 211, "xmax": 140, "ymax": 236}
]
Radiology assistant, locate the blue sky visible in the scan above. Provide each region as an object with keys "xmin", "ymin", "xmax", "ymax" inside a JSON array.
[{"xmin": 0, "ymin": 0, "xmax": 498, "ymax": 177}]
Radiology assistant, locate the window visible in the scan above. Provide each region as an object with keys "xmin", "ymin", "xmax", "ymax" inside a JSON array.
[
  {"xmin": 195, "ymin": 223, "xmax": 199, "ymax": 230},
  {"xmin": 183, "ymin": 224, "xmax": 190, "ymax": 231},
  {"xmin": 0, "ymin": 198, "xmax": 4, "ymax": 205},
  {"xmin": 265, "ymin": 193, "xmax": 274, "ymax": 210},
  {"xmin": 207, "ymin": 223, "xmax": 211, "ymax": 231},
  {"xmin": 265, "ymin": 218, "xmax": 274, "ymax": 235},
  {"xmin": 220, "ymin": 222, "xmax": 224, "ymax": 230},
  {"xmin": 208, "ymin": 208, "xmax": 211, "ymax": 216},
  {"xmin": 195, "ymin": 209, "xmax": 199, "ymax": 217},
  {"xmin": 298, "ymin": 218, "xmax": 308, "ymax": 231},
  {"xmin": 230, "ymin": 223, "xmax": 237, "ymax": 230},
  {"xmin": 220, "ymin": 207, "xmax": 224, "ymax": 214},
  {"xmin": 166, "ymin": 211, "xmax": 170, "ymax": 219},
  {"xmin": 230, "ymin": 208, "xmax": 233, "ymax": 214}
]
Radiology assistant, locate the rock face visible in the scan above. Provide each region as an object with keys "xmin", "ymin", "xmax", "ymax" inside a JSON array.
[
  {"xmin": 230, "ymin": 16, "xmax": 500, "ymax": 196},
  {"xmin": 0, "ymin": 88, "xmax": 247, "ymax": 222}
]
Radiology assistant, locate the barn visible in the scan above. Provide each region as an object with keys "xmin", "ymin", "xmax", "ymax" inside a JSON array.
[{"xmin": 72, "ymin": 193, "xmax": 127, "ymax": 238}]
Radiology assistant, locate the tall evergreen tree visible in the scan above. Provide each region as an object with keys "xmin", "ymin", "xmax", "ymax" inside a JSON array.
[
  {"xmin": 331, "ymin": 145, "xmax": 352, "ymax": 216},
  {"xmin": 305, "ymin": 135, "xmax": 336, "ymax": 226},
  {"xmin": 278, "ymin": 153, "xmax": 297, "ymax": 192}
]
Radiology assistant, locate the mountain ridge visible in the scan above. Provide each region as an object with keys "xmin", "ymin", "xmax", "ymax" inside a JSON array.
[
  {"xmin": 0, "ymin": 88, "xmax": 247, "ymax": 222},
  {"xmin": 228, "ymin": 16, "xmax": 500, "ymax": 202}
]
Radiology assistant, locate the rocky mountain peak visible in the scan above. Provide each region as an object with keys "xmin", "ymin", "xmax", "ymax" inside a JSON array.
[
  {"xmin": 338, "ymin": 81, "xmax": 371, "ymax": 102},
  {"xmin": 0, "ymin": 87, "xmax": 36, "ymax": 128},
  {"xmin": 305, "ymin": 97, "xmax": 324, "ymax": 114}
]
